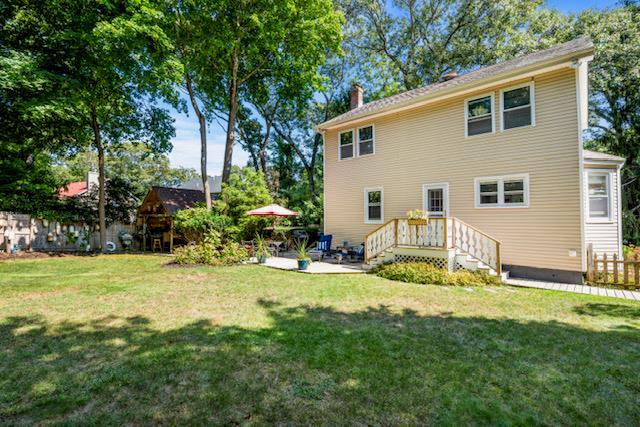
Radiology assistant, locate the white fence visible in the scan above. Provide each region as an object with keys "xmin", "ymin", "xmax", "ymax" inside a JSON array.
[{"xmin": 0, "ymin": 211, "xmax": 136, "ymax": 253}]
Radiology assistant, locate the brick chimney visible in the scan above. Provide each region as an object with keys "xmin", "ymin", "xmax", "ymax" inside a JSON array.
[
  {"xmin": 86, "ymin": 171, "xmax": 99, "ymax": 189},
  {"xmin": 441, "ymin": 71, "xmax": 458, "ymax": 82},
  {"xmin": 350, "ymin": 84, "xmax": 364, "ymax": 110}
]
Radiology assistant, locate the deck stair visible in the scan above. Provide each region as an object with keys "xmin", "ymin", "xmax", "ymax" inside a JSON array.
[{"xmin": 364, "ymin": 217, "xmax": 507, "ymax": 279}]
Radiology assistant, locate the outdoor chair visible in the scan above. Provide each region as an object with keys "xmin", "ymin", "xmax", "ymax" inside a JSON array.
[
  {"xmin": 350, "ymin": 244, "xmax": 365, "ymax": 262},
  {"xmin": 309, "ymin": 234, "xmax": 332, "ymax": 261}
]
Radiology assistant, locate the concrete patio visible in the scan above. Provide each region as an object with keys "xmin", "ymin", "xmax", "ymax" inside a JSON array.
[{"xmin": 261, "ymin": 255, "xmax": 366, "ymax": 274}]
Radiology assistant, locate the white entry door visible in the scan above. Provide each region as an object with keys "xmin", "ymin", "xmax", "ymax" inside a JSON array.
[{"xmin": 423, "ymin": 183, "xmax": 449, "ymax": 218}]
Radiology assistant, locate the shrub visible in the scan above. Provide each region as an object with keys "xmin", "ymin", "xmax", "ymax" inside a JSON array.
[
  {"xmin": 374, "ymin": 262, "xmax": 501, "ymax": 286},
  {"xmin": 174, "ymin": 207, "xmax": 233, "ymax": 243},
  {"xmin": 174, "ymin": 230, "xmax": 249, "ymax": 266}
]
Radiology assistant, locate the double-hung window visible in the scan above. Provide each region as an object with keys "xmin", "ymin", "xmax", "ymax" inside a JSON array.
[
  {"xmin": 465, "ymin": 94, "xmax": 494, "ymax": 137},
  {"xmin": 358, "ymin": 125, "xmax": 374, "ymax": 156},
  {"xmin": 588, "ymin": 172, "xmax": 611, "ymax": 220},
  {"xmin": 364, "ymin": 187, "xmax": 383, "ymax": 223},
  {"xmin": 501, "ymin": 83, "xmax": 534, "ymax": 130},
  {"xmin": 475, "ymin": 174, "xmax": 529, "ymax": 208},
  {"xmin": 339, "ymin": 130, "xmax": 354, "ymax": 160}
]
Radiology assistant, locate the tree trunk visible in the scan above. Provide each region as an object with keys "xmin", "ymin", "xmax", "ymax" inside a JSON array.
[
  {"xmin": 91, "ymin": 111, "xmax": 107, "ymax": 252},
  {"xmin": 185, "ymin": 75, "xmax": 212, "ymax": 208},
  {"xmin": 222, "ymin": 52, "xmax": 239, "ymax": 184}
]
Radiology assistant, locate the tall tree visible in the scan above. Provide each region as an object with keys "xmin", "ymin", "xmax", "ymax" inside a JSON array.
[
  {"xmin": 577, "ymin": 5, "xmax": 640, "ymax": 242},
  {"xmin": 0, "ymin": 43, "xmax": 87, "ymax": 216},
  {"xmin": 54, "ymin": 143, "xmax": 198, "ymax": 200},
  {"xmin": 166, "ymin": 0, "xmax": 214, "ymax": 208},
  {"xmin": 201, "ymin": 0, "xmax": 343, "ymax": 183},
  {"xmin": 347, "ymin": 0, "xmax": 544, "ymax": 91},
  {"xmin": 2, "ymin": 0, "xmax": 180, "ymax": 250}
]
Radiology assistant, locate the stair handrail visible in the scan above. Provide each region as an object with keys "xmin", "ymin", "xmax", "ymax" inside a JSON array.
[
  {"xmin": 364, "ymin": 218, "xmax": 397, "ymax": 263},
  {"xmin": 451, "ymin": 217, "xmax": 502, "ymax": 275}
]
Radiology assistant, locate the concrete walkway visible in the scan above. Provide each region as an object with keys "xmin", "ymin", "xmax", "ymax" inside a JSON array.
[
  {"xmin": 506, "ymin": 278, "xmax": 640, "ymax": 301},
  {"xmin": 262, "ymin": 256, "xmax": 366, "ymax": 274}
]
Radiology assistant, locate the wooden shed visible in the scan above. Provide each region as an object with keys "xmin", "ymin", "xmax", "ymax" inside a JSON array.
[{"xmin": 137, "ymin": 186, "xmax": 216, "ymax": 252}]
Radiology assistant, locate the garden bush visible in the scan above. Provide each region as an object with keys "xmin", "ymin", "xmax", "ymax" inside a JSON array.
[
  {"xmin": 173, "ymin": 207, "xmax": 233, "ymax": 243},
  {"xmin": 173, "ymin": 230, "xmax": 248, "ymax": 266},
  {"xmin": 374, "ymin": 262, "xmax": 501, "ymax": 286}
]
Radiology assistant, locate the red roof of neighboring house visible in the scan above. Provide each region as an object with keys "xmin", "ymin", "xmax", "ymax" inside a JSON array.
[{"xmin": 58, "ymin": 181, "xmax": 88, "ymax": 198}]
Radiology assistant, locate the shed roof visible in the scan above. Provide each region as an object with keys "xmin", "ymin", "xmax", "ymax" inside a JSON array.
[
  {"xmin": 144, "ymin": 186, "xmax": 214, "ymax": 215},
  {"xmin": 583, "ymin": 149, "xmax": 625, "ymax": 164},
  {"xmin": 318, "ymin": 37, "xmax": 594, "ymax": 130}
]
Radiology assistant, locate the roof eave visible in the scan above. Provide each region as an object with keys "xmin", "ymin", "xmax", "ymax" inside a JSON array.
[{"xmin": 316, "ymin": 46, "xmax": 594, "ymax": 132}]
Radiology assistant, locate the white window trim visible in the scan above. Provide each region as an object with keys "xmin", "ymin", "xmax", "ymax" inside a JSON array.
[
  {"xmin": 586, "ymin": 170, "xmax": 614, "ymax": 223},
  {"xmin": 500, "ymin": 81, "xmax": 536, "ymax": 132},
  {"xmin": 364, "ymin": 187, "xmax": 384, "ymax": 224},
  {"xmin": 422, "ymin": 182, "xmax": 450, "ymax": 217},
  {"xmin": 464, "ymin": 92, "xmax": 495, "ymax": 138},
  {"xmin": 338, "ymin": 129, "xmax": 355, "ymax": 161},
  {"xmin": 357, "ymin": 124, "xmax": 375, "ymax": 157},
  {"xmin": 474, "ymin": 173, "xmax": 530, "ymax": 209}
]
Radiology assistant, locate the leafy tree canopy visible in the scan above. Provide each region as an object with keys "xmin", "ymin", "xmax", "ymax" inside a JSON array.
[{"xmin": 54, "ymin": 143, "xmax": 198, "ymax": 200}]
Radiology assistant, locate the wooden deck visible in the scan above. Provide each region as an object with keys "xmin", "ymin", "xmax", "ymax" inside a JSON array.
[{"xmin": 506, "ymin": 278, "xmax": 640, "ymax": 301}]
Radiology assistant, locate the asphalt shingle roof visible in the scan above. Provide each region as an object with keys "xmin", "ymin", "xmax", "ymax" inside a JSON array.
[
  {"xmin": 583, "ymin": 150, "xmax": 625, "ymax": 163},
  {"xmin": 319, "ymin": 37, "xmax": 594, "ymax": 129}
]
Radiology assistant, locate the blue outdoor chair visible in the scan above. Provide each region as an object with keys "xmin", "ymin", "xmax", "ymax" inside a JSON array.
[{"xmin": 309, "ymin": 234, "xmax": 332, "ymax": 261}]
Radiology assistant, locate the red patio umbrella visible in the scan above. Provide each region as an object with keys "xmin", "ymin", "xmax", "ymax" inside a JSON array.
[{"xmin": 246, "ymin": 204, "xmax": 300, "ymax": 217}]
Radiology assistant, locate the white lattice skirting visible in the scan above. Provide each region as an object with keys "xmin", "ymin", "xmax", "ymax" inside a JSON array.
[{"xmin": 393, "ymin": 254, "xmax": 449, "ymax": 269}]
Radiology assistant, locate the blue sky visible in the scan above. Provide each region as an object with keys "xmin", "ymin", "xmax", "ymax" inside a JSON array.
[{"xmin": 166, "ymin": 0, "xmax": 619, "ymax": 174}]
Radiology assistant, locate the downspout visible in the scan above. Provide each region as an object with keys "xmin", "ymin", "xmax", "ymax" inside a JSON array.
[
  {"xmin": 572, "ymin": 56, "xmax": 592, "ymax": 273},
  {"xmin": 321, "ymin": 130, "xmax": 327, "ymax": 236}
]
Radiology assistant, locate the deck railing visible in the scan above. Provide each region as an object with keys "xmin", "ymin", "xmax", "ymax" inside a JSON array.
[
  {"xmin": 451, "ymin": 218, "xmax": 501, "ymax": 275},
  {"xmin": 364, "ymin": 217, "xmax": 501, "ymax": 275}
]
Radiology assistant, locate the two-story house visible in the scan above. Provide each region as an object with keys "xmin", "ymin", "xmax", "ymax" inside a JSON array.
[{"xmin": 316, "ymin": 37, "xmax": 624, "ymax": 284}]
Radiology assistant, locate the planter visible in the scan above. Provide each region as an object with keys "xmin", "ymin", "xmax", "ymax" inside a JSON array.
[
  {"xmin": 297, "ymin": 258, "xmax": 311, "ymax": 270},
  {"xmin": 258, "ymin": 255, "xmax": 267, "ymax": 264},
  {"xmin": 407, "ymin": 219, "xmax": 428, "ymax": 225}
]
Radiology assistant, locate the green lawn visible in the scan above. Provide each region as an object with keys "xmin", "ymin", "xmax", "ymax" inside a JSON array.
[{"xmin": 1, "ymin": 255, "xmax": 639, "ymax": 425}]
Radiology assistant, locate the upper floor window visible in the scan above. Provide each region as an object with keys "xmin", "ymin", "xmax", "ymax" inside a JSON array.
[
  {"xmin": 339, "ymin": 130, "xmax": 354, "ymax": 160},
  {"xmin": 588, "ymin": 172, "xmax": 611, "ymax": 221},
  {"xmin": 501, "ymin": 83, "xmax": 534, "ymax": 130},
  {"xmin": 465, "ymin": 94, "xmax": 494, "ymax": 137},
  {"xmin": 475, "ymin": 174, "xmax": 529, "ymax": 208},
  {"xmin": 358, "ymin": 125, "xmax": 375, "ymax": 156},
  {"xmin": 364, "ymin": 187, "xmax": 383, "ymax": 223}
]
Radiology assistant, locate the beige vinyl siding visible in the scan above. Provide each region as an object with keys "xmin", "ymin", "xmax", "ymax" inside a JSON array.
[
  {"xmin": 584, "ymin": 165, "xmax": 621, "ymax": 257},
  {"xmin": 324, "ymin": 68, "xmax": 583, "ymax": 272}
]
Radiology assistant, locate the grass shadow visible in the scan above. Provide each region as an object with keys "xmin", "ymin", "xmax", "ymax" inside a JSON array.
[{"xmin": 1, "ymin": 302, "xmax": 639, "ymax": 424}]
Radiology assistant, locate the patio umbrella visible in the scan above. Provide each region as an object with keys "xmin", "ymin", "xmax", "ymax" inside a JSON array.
[
  {"xmin": 246, "ymin": 204, "xmax": 300, "ymax": 217},
  {"xmin": 247, "ymin": 204, "xmax": 301, "ymax": 255}
]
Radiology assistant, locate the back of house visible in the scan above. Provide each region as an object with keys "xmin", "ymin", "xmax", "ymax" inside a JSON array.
[{"xmin": 317, "ymin": 37, "xmax": 624, "ymax": 284}]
